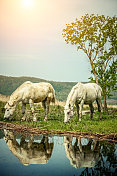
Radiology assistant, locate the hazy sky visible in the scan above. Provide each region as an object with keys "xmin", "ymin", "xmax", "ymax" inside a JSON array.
[{"xmin": 0, "ymin": 0, "xmax": 117, "ymax": 82}]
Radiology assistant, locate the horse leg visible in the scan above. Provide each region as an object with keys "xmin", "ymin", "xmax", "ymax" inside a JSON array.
[
  {"xmin": 79, "ymin": 99, "xmax": 84, "ymax": 121},
  {"xmin": 92, "ymin": 140, "xmax": 98, "ymax": 151},
  {"xmin": 78, "ymin": 137, "xmax": 82, "ymax": 152},
  {"xmin": 96, "ymin": 98, "xmax": 101, "ymax": 120},
  {"xmin": 44, "ymin": 100, "xmax": 50, "ymax": 121},
  {"xmin": 89, "ymin": 103, "xmax": 94, "ymax": 120},
  {"xmin": 29, "ymin": 99, "xmax": 37, "ymax": 121},
  {"xmin": 21, "ymin": 103, "xmax": 27, "ymax": 121},
  {"xmin": 42, "ymin": 99, "xmax": 50, "ymax": 121},
  {"xmin": 75, "ymin": 102, "xmax": 79, "ymax": 121},
  {"xmin": 42, "ymin": 101, "xmax": 47, "ymax": 121}
]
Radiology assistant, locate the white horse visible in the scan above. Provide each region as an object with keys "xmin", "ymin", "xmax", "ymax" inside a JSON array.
[
  {"xmin": 4, "ymin": 130, "xmax": 54, "ymax": 165},
  {"xmin": 4, "ymin": 81, "xmax": 55, "ymax": 121},
  {"xmin": 64, "ymin": 136, "xmax": 100, "ymax": 168},
  {"xmin": 64, "ymin": 82, "xmax": 102, "ymax": 123}
]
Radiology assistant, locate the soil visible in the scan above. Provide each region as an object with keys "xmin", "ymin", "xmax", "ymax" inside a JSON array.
[{"xmin": 0, "ymin": 121, "xmax": 117, "ymax": 144}]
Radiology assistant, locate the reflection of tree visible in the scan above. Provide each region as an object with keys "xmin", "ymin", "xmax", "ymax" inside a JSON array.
[
  {"xmin": 4, "ymin": 130, "xmax": 54, "ymax": 165},
  {"xmin": 64, "ymin": 136, "xmax": 100, "ymax": 169},
  {"xmin": 95, "ymin": 142, "xmax": 117, "ymax": 175},
  {"xmin": 64, "ymin": 136, "xmax": 117, "ymax": 175},
  {"xmin": 80, "ymin": 142, "xmax": 117, "ymax": 176}
]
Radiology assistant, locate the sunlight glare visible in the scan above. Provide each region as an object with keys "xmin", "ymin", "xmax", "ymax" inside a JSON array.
[{"xmin": 22, "ymin": 0, "xmax": 34, "ymax": 9}]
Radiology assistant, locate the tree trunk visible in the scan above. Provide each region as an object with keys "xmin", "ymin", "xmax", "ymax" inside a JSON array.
[
  {"xmin": 89, "ymin": 57, "xmax": 98, "ymax": 84},
  {"xmin": 103, "ymin": 95, "xmax": 108, "ymax": 112}
]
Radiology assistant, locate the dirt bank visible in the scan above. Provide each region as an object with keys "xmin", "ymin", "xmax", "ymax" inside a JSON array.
[
  {"xmin": 0, "ymin": 121, "xmax": 117, "ymax": 144},
  {"xmin": 0, "ymin": 94, "xmax": 10, "ymax": 102}
]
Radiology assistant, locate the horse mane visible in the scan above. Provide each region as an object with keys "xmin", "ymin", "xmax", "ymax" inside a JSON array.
[
  {"xmin": 66, "ymin": 82, "xmax": 82, "ymax": 107},
  {"xmin": 11, "ymin": 81, "xmax": 32, "ymax": 96},
  {"xmin": 8, "ymin": 81, "xmax": 32, "ymax": 106}
]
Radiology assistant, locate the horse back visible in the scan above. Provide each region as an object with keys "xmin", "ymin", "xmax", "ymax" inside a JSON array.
[
  {"xmin": 84, "ymin": 83, "xmax": 102, "ymax": 103},
  {"xmin": 75, "ymin": 83, "xmax": 101, "ymax": 104}
]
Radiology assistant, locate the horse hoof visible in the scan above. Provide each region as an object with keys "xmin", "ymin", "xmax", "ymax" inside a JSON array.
[
  {"xmin": 21, "ymin": 119, "xmax": 25, "ymax": 121},
  {"xmin": 33, "ymin": 118, "xmax": 37, "ymax": 122},
  {"xmin": 44, "ymin": 117, "xmax": 47, "ymax": 121}
]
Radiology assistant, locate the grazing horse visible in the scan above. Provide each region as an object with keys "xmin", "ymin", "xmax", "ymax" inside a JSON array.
[
  {"xmin": 64, "ymin": 82, "xmax": 102, "ymax": 123},
  {"xmin": 64, "ymin": 136, "xmax": 100, "ymax": 168},
  {"xmin": 4, "ymin": 81, "xmax": 55, "ymax": 121},
  {"xmin": 4, "ymin": 130, "xmax": 54, "ymax": 165}
]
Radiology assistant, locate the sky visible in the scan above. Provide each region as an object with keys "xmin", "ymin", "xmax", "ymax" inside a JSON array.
[{"xmin": 0, "ymin": 0, "xmax": 117, "ymax": 82}]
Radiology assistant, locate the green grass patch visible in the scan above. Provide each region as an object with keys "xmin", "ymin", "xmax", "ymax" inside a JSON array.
[{"xmin": 0, "ymin": 101, "xmax": 117, "ymax": 134}]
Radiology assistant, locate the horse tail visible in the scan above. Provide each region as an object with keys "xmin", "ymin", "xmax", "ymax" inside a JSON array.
[
  {"xmin": 48, "ymin": 92, "xmax": 55, "ymax": 103},
  {"xmin": 97, "ymin": 85, "xmax": 102, "ymax": 98},
  {"xmin": 48, "ymin": 84, "xmax": 56, "ymax": 103}
]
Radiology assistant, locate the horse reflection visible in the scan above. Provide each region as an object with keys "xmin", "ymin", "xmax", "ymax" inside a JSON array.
[
  {"xmin": 64, "ymin": 136, "xmax": 100, "ymax": 168},
  {"xmin": 4, "ymin": 130, "xmax": 54, "ymax": 165}
]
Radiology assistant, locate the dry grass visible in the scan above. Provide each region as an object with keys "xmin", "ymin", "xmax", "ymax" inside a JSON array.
[
  {"xmin": 0, "ymin": 94, "xmax": 10, "ymax": 102},
  {"xmin": 55, "ymin": 100, "xmax": 117, "ymax": 109}
]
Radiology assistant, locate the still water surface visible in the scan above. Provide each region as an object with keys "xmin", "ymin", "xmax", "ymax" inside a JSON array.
[{"xmin": 0, "ymin": 129, "xmax": 117, "ymax": 176}]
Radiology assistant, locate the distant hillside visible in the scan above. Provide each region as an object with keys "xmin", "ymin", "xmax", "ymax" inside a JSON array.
[
  {"xmin": 0, "ymin": 75, "xmax": 77, "ymax": 101},
  {"xmin": 0, "ymin": 75, "xmax": 116, "ymax": 104}
]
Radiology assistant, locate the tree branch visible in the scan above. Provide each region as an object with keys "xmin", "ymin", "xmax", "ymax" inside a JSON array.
[{"xmin": 104, "ymin": 57, "xmax": 111, "ymax": 71}]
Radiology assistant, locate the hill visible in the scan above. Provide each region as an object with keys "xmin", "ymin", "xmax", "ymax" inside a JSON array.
[
  {"xmin": 0, "ymin": 75, "xmax": 77, "ymax": 101},
  {"xmin": 0, "ymin": 75, "xmax": 116, "ymax": 104}
]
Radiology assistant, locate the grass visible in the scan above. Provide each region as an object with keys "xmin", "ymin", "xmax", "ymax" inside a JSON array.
[{"xmin": 0, "ymin": 101, "xmax": 117, "ymax": 134}]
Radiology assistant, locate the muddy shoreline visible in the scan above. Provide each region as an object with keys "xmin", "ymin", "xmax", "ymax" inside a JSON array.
[{"xmin": 0, "ymin": 121, "xmax": 117, "ymax": 144}]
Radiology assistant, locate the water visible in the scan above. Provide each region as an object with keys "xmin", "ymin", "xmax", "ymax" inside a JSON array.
[{"xmin": 0, "ymin": 129, "xmax": 117, "ymax": 176}]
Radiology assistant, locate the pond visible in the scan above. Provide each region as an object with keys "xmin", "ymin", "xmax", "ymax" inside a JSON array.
[{"xmin": 0, "ymin": 129, "xmax": 117, "ymax": 176}]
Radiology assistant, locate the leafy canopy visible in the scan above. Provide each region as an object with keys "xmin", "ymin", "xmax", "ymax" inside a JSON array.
[
  {"xmin": 62, "ymin": 14, "xmax": 117, "ymax": 108},
  {"xmin": 62, "ymin": 14, "xmax": 117, "ymax": 61}
]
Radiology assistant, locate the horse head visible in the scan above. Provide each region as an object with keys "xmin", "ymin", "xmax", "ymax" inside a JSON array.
[
  {"xmin": 4, "ymin": 101, "xmax": 16, "ymax": 120},
  {"xmin": 64, "ymin": 104, "xmax": 73, "ymax": 123}
]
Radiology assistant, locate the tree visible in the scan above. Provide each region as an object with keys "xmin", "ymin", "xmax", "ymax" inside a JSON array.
[
  {"xmin": 90, "ymin": 58, "xmax": 117, "ymax": 111},
  {"xmin": 88, "ymin": 15, "xmax": 117, "ymax": 110},
  {"xmin": 62, "ymin": 14, "xmax": 117, "ymax": 109},
  {"xmin": 62, "ymin": 14, "xmax": 116, "ymax": 84}
]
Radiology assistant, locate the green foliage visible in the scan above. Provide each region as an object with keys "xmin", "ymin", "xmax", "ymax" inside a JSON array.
[
  {"xmin": 0, "ymin": 101, "xmax": 5, "ymax": 121},
  {"xmin": 90, "ymin": 59, "xmax": 117, "ymax": 98},
  {"xmin": 62, "ymin": 14, "xmax": 116, "ymax": 60},
  {"xmin": 62, "ymin": 14, "xmax": 117, "ymax": 107},
  {"xmin": 0, "ymin": 75, "xmax": 46, "ymax": 96},
  {"xmin": 63, "ymin": 14, "xmax": 117, "ymax": 57}
]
